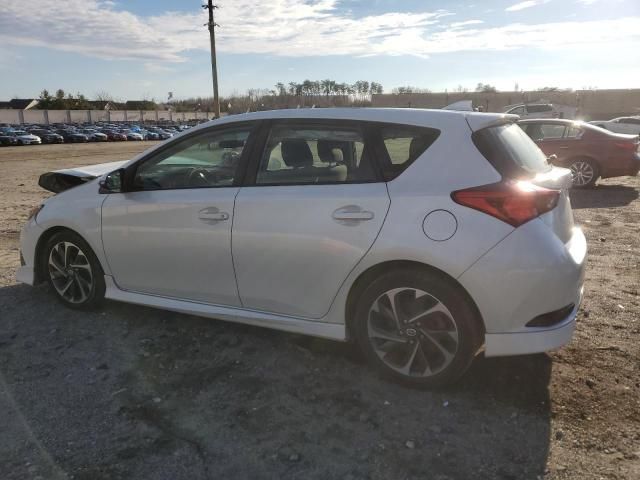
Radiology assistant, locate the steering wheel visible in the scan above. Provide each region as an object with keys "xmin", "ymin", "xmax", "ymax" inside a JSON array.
[{"xmin": 187, "ymin": 167, "xmax": 218, "ymax": 187}]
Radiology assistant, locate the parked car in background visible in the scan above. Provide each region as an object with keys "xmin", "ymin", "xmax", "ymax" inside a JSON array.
[
  {"xmin": 589, "ymin": 116, "xmax": 640, "ymax": 136},
  {"xmin": 123, "ymin": 130, "xmax": 144, "ymax": 141},
  {"xmin": 56, "ymin": 130, "xmax": 89, "ymax": 143},
  {"xmin": 504, "ymin": 103, "xmax": 577, "ymax": 120},
  {"xmin": 80, "ymin": 129, "xmax": 108, "ymax": 142},
  {"xmin": 0, "ymin": 134, "xmax": 19, "ymax": 146},
  {"xmin": 11, "ymin": 130, "xmax": 42, "ymax": 145},
  {"xmin": 140, "ymin": 130, "xmax": 160, "ymax": 141},
  {"xmin": 519, "ymin": 119, "xmax": 640, "ymax": 187},
  {"xmin": 101, "ymin": 130, "xmax": 127, "ymax": 141},
  {"xmin": 19, "ymin": 108, "xmax": 587, "ymax": 387},
  {"xmin": 29, "ymin": 129, "xmax": 64, "ymax": 144}
]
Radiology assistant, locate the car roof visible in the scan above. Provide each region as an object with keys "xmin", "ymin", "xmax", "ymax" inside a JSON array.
[{"xmin": 197, "ymin": 108, "xmax": 516, "ymax": 133}]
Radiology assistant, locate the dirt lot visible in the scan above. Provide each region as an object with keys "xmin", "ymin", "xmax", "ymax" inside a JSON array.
[{"xmin": 0, "ymin": 142, "xmax": 638, "ymax": 480}]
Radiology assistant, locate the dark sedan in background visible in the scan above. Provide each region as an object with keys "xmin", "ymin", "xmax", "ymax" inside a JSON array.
[
  {"xmin": 0, "ymin": 134, "xmax": 18, "ymax": 146},
  {"xmin": 519, "ymin": 119, "xmax": 640, "ymax": 187},
  {"xmin": 29, "ymin": 129, "xmax": 64, "ymax": 144},
  {"xmin": 55, "ymin": 129, "xmax": 89, "ymax": 143}
]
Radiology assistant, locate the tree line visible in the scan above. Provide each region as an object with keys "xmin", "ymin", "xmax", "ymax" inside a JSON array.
[{"xmin": 271, "ymin": 79, "xmax": 383, "ymax": 99}]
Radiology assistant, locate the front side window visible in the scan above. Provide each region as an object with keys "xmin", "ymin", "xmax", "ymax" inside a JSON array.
[
  {"xmin": 133, "ymin": 127, "xmax": 251, "ymax": 190},
  {"xmin": 256, "ymin": 124, "xmax": 376, "ymax": 185},
  {"xmin": 509, "ymin": 106, "xmax": 526, "ymax": 115}
]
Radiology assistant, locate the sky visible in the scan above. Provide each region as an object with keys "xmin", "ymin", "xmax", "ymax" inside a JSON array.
[{"xmin": 0, "ymin": 0, "xmax": 639, "ymax": 101}]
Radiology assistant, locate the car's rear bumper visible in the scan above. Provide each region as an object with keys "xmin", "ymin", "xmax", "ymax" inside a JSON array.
[
  {"xmin": 484, "ymin": 288, "xmax": 582, "ymax": 357},
  {"xmin": 601, "ymin": 153, "xmax": 640, "ymax": 178},
  {"xmin": 459, "ymin": 221, "xmax": 587, "ymax": 356}
]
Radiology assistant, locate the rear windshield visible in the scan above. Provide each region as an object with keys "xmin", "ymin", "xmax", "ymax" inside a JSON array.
[{"xmin": 472, "ymin": 123, "xmax": 551, "ymax": 178}]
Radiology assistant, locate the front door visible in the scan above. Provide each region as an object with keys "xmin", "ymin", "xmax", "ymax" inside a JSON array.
[
  {"xmin": 101, "ymin": 124, "xmax": 255, "ymax": 305},
  {"xmin": 232, "ymin": 120, "xmax": 390, "ymax": 319}
]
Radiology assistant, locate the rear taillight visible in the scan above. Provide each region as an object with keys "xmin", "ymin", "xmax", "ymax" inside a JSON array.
[
  {"xmin": 614, "ymin": 141, "xmax": 637, "ymax": 152},
  {"xmin": 451, "ymin": 181, "xmax": 560, "ymax": 227}
]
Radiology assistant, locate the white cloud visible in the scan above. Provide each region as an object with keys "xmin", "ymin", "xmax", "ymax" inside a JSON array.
[
  {"xmin": 449, "ymin": 20, "xmax": 484, "ymax": 28},
  {"xmin": 0, "ymin": 0, "xmax": 638, "ymax": 62},
  {"xmin": 505, "ymin": 1, "xmax": 546, "ymax": 12}
]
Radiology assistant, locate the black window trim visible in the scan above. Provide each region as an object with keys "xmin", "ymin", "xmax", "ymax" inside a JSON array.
[
  {"xmin": 121, "ymin": 120, "xmax": 262, "ymax": 192},
  {"xmin": 242, "ymin": 119, "xmax": 387, "ymax": 187}
]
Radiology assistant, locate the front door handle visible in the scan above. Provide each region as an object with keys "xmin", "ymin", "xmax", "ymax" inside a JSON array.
[
  {"xmin": 332, "ymin": 205, "xmax": 374, "ymax": 223},
  {"xmin": 198, "ymin": 207, "xmax": 229, "ymax": 222}
]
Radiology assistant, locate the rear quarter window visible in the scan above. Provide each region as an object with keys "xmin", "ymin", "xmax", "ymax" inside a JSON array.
[
  {"xmin": 472, "ymin": 123, "xmax": 551, "ymax": 179},
  {"xmin": 377, "ymin": 125, "xmax": 441, "ymax": 181}
]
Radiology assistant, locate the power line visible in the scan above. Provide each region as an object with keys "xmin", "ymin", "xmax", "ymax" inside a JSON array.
[{"xmin": 203, "ymin": 0, "xmax": 221, "ymax": 118}]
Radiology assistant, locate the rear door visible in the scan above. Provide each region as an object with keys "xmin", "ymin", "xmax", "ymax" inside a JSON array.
[{"xmin": 232, "ymin": 120, "xmax": 390, "ymax": 319}]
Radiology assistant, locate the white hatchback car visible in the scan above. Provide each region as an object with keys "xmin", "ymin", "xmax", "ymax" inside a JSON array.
[{"xmin": 17, "ymin": 109, "xmax": 587, "ymax": 387}]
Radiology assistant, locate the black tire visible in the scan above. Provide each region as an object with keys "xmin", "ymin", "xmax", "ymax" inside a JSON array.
[
  {"xmin": 44, "ymin": 231, "xmax": 105, "ymax": 310},
  {"xmin": 353, "ymin": 268, "xmax": 483, "ymax": 388},
  {"xmin": 569, "ymin": 157, "xmax": 599, "ymax": 188}
]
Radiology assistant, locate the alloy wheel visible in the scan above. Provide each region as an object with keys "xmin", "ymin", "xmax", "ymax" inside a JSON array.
[
  {"xmin": 367, "ymin": 288, "xmax": 459, "ymax": 377},
  {"xmin": 48, "ymin": 241, "xmax": 94, "ymax": 304},
  {"xmin": 570, "ymin": 161, "xmax": 594, "ymax": 187}
]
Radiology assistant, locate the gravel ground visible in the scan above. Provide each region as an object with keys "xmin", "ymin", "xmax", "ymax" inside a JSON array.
[{"xmin": 0, "ymin": 142, "xmax": 638, "ymax": 480}]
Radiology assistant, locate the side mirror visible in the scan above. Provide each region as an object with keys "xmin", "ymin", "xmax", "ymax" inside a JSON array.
[
  {"xmin": 99, "ymin": 169, "xmax": 124, "ymax": 194},
  {"xmin": 547, "ymin": 154, "xmax": 558, "ymax": 163}
]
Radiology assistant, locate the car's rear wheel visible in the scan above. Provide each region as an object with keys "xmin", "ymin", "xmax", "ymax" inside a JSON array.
[
  {"xmin": 569, "ymin": 158, "xmax": 599, "ymax": 188},
  {"xmin": 45, "ymin": 231, "xmax": 105, "ymax": 309},
  {"xmin": 353, "ymin": 268, "xmax": 482, "ymax": 388}
]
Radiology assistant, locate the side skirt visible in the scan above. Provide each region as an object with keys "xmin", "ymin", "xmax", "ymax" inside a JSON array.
[{"xmin": 103, "ymin": 276, "xmax": 347, "ymax": 341}]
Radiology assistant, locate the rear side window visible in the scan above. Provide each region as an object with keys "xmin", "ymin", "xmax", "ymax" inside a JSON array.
[
  {"xmin": 473, "ymin": 123, "xmax": 551, "ymax": 178},
  {"xmin": 378, "ymin": 125, "xmax": 440, "ymax": 181},
  {"xmin": 256, "ymin": 124, "xmax": 377, "ymax": 185}
]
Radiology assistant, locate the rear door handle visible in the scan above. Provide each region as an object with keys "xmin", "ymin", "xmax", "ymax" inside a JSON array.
[
  {"xmin": 332, "ymin": 205, "xmax": 374, "ymax": 222},
  {"xmin": 198, "ymin": 207, "xmax": 229, "ymax": 222}
]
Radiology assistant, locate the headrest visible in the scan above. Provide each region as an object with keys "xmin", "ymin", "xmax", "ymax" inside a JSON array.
[
  {"xmin": 317, "ymin": 140, "xmax": 345, "ymax": 164},
  {"xmin": 281, "ymin": 139, "xmax": 313, "ymax": 167}
]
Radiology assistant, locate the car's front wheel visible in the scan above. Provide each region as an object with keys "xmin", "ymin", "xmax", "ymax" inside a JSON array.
[
  {"xmin": 569, "ymin": 158, "xmax": 599, "ymax": 188},
  {"xmin": 353, "ymin": 268, "xmax": 483, "ymax": 388},
  {"xmin": 45, "ymin": 231, "xmax": 105, "ymax": 309}
]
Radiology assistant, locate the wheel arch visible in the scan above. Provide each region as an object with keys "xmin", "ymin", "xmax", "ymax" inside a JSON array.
[
  {"xmin": 344, "ymin": 260, "xmax": 486, "ymax": 341},
  {"xmin": 34, "ymin": 226, "xmax": 101, "ymax": 284}
]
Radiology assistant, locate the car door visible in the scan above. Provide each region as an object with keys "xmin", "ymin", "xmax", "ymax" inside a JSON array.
[
  {"xmin": 101, "ymin": 123, "xmax": 256, "ymax": 305},
  {"xmin": 232, "ymin": 120, "xmax": 390, "ymax": 319}
]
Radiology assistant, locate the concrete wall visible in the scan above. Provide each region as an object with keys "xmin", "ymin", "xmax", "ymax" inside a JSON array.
[
  {"xmin": 372, "ymin": 89, "xmax": 640, "ymax": 120},
  {"xmin": 0, "ymin": 109, "xmax": 212, "ymax": 125}
]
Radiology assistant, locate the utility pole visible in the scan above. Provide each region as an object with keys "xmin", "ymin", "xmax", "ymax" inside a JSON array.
[{"xmin": 203, "ymin": 0, "xmax": 221, "ymax": 118}]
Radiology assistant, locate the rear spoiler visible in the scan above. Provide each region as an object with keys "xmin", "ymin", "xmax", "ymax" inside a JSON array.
[{"xmin": 465, "ymin": 114, "xmax": 519, "ymax": 132}]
